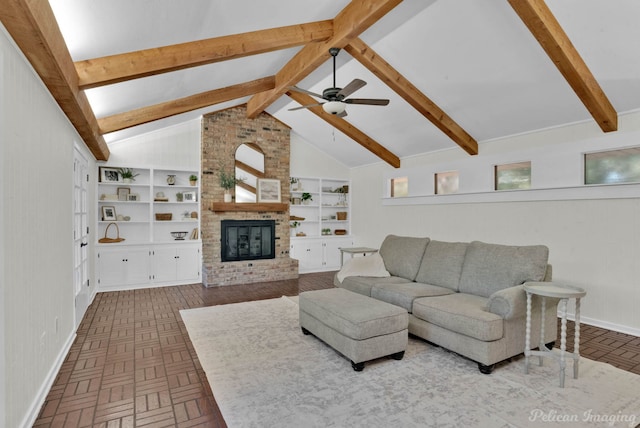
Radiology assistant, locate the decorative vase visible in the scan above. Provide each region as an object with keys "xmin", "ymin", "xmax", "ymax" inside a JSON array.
[
  {"xmin": 224, "ymin": 192, "xmax": 232, "ymax": 203},
  {"xmin": 190, "ymin": 180, "xmax": 197, "ymax": 186},
  {"xmin": 123, "ymin": 178, "xmax": 132, "ymax": 184},
  {"xmin": 167, "ymin": 175, "xmax": 176, "ymax": 185}
]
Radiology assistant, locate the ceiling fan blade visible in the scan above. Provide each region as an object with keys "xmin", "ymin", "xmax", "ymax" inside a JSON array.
[
  {"xmin": 344, "ymin": 98, "xmax": 390, "ymax": 106},
  {"xmin": 288, "ymin": 86, "xmax": 324, "ymax": 99},
  {"xmin": 288, "ymin": 103, "xmax": 324, "ymax": 111},
  {"xmin": 336, "ymin": 79, "xmax": 366, "ymax": 99}
]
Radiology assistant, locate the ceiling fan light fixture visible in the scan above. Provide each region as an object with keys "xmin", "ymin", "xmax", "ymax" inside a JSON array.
[{"xmin": 322, "ymin": 101, "xmax": 346, "ymax": 115}]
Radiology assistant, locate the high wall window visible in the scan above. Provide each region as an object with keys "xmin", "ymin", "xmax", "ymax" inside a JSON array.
[
  {"xmin": 585, "ymin": 147, "xmax": 640, "ymax": 185},
  {"xmin": 495, "ymin": 161, "xmax": 531, "ymax": 190},
  {"xmin": 435, "ymin": 171, "xmax": 458, "ymax": 195},
  {"xmin": 390, "ymin": 176, "xmax": 408, "ymax": 197}
]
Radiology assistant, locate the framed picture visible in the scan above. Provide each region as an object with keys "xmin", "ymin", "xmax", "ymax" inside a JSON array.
[
  {"xmin": 183, "ymin": 191, "xmax": 197, "ymax": 202},
  {"xmin": 257, "ymin": 179, "xmax": 281, "ymax": 203},
  {"xmin": 102, "ymin": 206, "xmax": 117, "ymax": 221},
  {"xmin": 117, "ymin": 187, "xmax": 130, "ymax": 201},
  {"xmin": 100, "ymin": 167, "xmax": 122, "ymax": 183},
  {"xmin": 128, "ymin": 193, "xmax": 139, "ymax": 201}
]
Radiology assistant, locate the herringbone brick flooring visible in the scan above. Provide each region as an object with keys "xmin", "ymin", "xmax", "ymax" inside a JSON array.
[{"xmin": 33, "ymin": 272, "xmax": 640, "ymax": 427}]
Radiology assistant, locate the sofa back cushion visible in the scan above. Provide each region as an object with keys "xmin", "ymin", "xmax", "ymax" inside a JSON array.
[
  {"xmin": 378, "ymin": 235, "xmax": 430, "ymax": 281},
  {"xmin": 458, "ymin": 241, "xmax": 549, "ymax": 298},
  {"xmin": 414, "ymin": 240, "xmax": 468, "ymax": 291}
]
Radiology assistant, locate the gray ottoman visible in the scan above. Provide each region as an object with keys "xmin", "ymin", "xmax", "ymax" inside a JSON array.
[{"xmin": 299, "ymin": 288, "xmax": 408, "ymax": 371}]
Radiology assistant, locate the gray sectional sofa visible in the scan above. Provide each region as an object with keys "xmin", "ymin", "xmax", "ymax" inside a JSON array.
[{"xmin": 335, "ymin": 235, "xmax": 558, "ymax": 373}]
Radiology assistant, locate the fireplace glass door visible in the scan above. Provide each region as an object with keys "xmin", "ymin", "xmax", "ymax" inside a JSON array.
[{"xmin": 221, "ymin": 220, "xmax": 275, "ymax": 262}]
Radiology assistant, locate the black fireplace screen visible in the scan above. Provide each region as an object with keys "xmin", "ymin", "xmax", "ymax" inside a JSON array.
[{"xmin": 221, "ymin": 220, "xmax": 275, "ymax": 262}]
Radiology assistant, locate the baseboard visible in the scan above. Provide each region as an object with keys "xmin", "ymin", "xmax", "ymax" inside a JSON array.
[
  {"xmin": 561, "ymin": 311, "xmax": 640, "ymax": 338},
  {"xmin": 20, "ymin": 331, "xmax": 76, "ymax": 428}
]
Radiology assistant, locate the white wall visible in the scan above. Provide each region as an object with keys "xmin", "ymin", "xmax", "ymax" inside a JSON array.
[
  {"xmin": 290, "ymin": 131, "xmax": 350, "ymax": 179},
  {"xmin": 1, "ymin": 24, "xmax": 98, "ymax": 427},
  {"xmin": 351, "ymin": 113, "xmax": 640, "ymax": 336}
]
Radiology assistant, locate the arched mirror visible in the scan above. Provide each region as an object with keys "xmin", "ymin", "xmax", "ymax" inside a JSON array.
[{"xmin": 235, "ymin": 143, "xmax": 265, "ymax": 203}]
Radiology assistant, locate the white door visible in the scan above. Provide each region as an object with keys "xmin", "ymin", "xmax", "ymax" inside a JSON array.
[{"xmin": 73, "ymin": 148, "xmax": 90, "ymax": 328}]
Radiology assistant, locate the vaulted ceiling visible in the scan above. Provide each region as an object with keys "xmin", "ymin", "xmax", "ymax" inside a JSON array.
[{"xmin": 3, "ymin": 0, "xmax": 640, "ymax": 168}]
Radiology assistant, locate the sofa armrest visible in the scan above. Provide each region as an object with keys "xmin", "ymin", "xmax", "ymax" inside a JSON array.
[{"xmin": 485, "ymin": 285, "xmax": 527, "ymax": 320}]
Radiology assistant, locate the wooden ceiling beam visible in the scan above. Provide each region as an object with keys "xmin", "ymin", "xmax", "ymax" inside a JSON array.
[
  {"xmin": 98, "ymin": 76, "xmax": 275, "ymax": 134},
  {"xmin": 0, "ymin": 0, "xmax": 109, "ymax": 160},
  {"xmin": 345, "ymin": 38, "xmax": 478, "ymax": 155},
  {"xmin": 75, "ymin": 20, "xmax": 333, "ymax": 90},
  {"xmin": 235, "ymin": 159, "xmax": 265, "ymax": 179},
  {"xmin": 287, "ymin": 91, "xmax": 400, "ymax": 168},
  {"xmin": 508, "ymin": 0, "xmax": 617, "ymax": 132},
  {"xmin": 236, "ymin": 180, "xmax": 257, "ymax": 195},
  {"xmin": 246, "ymin": 0, "xmax": 402, "ymax": 118}
]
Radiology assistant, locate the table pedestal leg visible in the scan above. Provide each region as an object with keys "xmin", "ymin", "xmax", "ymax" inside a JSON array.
[
  {"xmin": 559, "ymin": 298, "xmax": 568, "ymax": 388},
  {"xmin": 524, "ymin": 291, "xmax": 532, "ymax": 374},
  {"xmin": 573, "ymin": 297, "xmax": 582, "ymax": 379}
]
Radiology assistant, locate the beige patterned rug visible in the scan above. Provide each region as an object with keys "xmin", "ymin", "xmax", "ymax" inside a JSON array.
[{"xmin": 180, "ymin": 297, "xmax": 640, "ymax": 428}]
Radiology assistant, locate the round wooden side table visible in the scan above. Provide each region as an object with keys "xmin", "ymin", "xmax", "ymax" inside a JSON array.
[{"xmin": 523, "ymin": 282, "xmax": 587, "ymax": 388}]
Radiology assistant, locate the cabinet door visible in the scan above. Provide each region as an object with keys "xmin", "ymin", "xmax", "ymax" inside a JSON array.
[
  {"xmin": 153, "ymin": 246, "xmax": 179, "ymax": 282},
  {"xmin": 292, "ymin": 239, "xmax": 323, "ymax": 272},
  {"xmin": 176, "ymin": 245, "xmax": 201, "ymax": 282},
  {"xmin": 323, "ymin": 237, "xmax": 354, "ymax": 270},
  {"xmin": 126, "ymin": 247, "xmax": 152, "ymax": 284}
]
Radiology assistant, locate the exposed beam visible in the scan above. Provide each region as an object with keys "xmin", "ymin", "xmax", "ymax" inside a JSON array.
[
  {"xmin": 236, "ymin": 180, "xmax": 257, "ymax": 195},
  {"xmin": 1, "ymin": 0, "xmax": 109, "ymax": 160},
  {"xmin": 235, "ymin": 159, "xmax": 265, "ymax": 179},
  {"xmin": 75, "ymin": 21, "xmax": 333, "ymax": 90},
  {"xmin": 345, "ymin": 39, "xmax": 478, "ymax": 155},
  {"xmin": 287, "ymin": 91, "xmax": 400, "ymax": 168},
  {"xmin": 99, "ymin": 77, "xmax": 275, "ymax": 134},
  {"xmin": 508, "ymin": 0, "xmax": 617, "ymax": 132},
  {"xmin": 246, "ymin": 0, "xmax": 403, "ymax": 118}
]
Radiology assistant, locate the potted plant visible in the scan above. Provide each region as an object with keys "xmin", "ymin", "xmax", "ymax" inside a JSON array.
[
  {"xmin": 290, "ymin": 177, "xmax": 301, "ymax": 191},
  {"xmin": 301, "ymin": 192, "xmax": 313, "ymax": 205},
  {"xmin": 189, "ymin": 174, "xmax": 198, "ymax": 186},
  {"xmin": 176, "ymin": 192, "xmax": 183, "ymax": 202},
  {"xmin": 290, "ymin": 221, "xmax": 300, "ymax": 237},
  {"xmin": 219, "ymin": 168, "xmax": 245, "ymax": 202},
  {"xmin": 118, "ymin": 168, "xmax": 139, "ymax": 183}
]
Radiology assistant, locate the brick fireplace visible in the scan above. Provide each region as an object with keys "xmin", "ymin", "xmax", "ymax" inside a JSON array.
[{"xmin": 200, "ymin": 105, "xmax": 298, "ymax": 286}]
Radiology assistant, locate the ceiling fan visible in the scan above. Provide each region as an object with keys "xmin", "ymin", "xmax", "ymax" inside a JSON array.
[{"xmin": 288, "ymin": 47, "xmax": 389, "ymax": 117}]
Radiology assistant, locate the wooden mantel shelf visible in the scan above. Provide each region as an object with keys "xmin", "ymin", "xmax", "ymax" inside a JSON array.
[{"xmin": 210, "ymin": 202, "xmax": 289, "ymax": 213}]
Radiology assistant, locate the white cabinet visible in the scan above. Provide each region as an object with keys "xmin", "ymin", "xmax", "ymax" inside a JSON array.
[
  {"xmin": 291, "ymin": 236, "xmax": 353, "ymax": 273},
  {"xmin": 290, "ymin": 177, "xmax": 349, "ymax": 238},
  {"xmin": 97, "ymin": 246, "xmax": 151, "ymax": 289},
  {"xmin": 96, "ymin": 166, "xmax": 202, "ymax": 290},
  {"xmin": 153, "ymin": 244, "xmax": 201, "ymax": 284}
]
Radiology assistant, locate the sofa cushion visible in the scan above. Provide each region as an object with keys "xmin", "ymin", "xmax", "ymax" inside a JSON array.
[
  {"xmin": 378, "ymin": 235, "xmax": 430, "ymax": 281},
  {"xmin": 458, "ymin": 241, "xmax": 549, "ymax": 298},
  {"xmin": 412, "ymin": 294, "xmax": 504, "ymax": 342},
  {"xmin": 336, "ymin": 253, "xmax": 390, "ymax": 283},
  {"xmin": 414, "ymin": 240, "xmax": 468, "ymax": 291},
  {"xmin": 371, "ymin": 282, "xmax": 455, "ymax": 312},
  {"xmin": 339, "ymin": 275, "xmax": 412, "ymax": 297}
]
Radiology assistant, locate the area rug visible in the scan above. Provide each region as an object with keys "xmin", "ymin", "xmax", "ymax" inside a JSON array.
[{"xmin": 180, "ymin": 297, "xmax": 640, "ymax": 428}]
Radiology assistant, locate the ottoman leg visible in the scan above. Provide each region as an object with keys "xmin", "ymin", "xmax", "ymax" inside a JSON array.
[
  {"xmin": 390, "ymin": 351, "xmax": 405, "ymax": 360},
  {"xmin": 301, "ymin": 327, "xmax": 311, "ymax": 335},
  {"xmin": 351, "ymin": 361, "xmax": 365, "ymax": 372}
]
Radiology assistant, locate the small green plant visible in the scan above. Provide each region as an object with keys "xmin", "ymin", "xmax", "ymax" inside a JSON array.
[
  {"xmin": 189, "ymin": 174, "xmax": 198, "ymax": 182},
  {"xmin": 290, "ymin": 221, "xmax": 300, "ymax": 228},
  {"xmin": 118, "ymin": 168, "xmax": 139, "ymax": 181},
  {"xmin": 219, "ymin": 169, "xmax": 239, "ymax": 190},
  {"xmin": 301, "ymin": 192, "xmax": 313, "ymax": 202},
  {"xmin": 290, "ymin": 177, "xmax": 299, "ymax": 184},
  {"xmin": 176, "ymin": 192, "xmax": 183, "ymax": 202}
]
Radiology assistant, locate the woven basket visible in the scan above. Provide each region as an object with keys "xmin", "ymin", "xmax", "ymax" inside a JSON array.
[
  {"xmin": 336, "ymin": 211, "xmax": 347, "ymax": 221},
  {"xmin": 98, "ymin": 222, "xmax": 125, "ymax": 243},
  {"xmin": 155, "ymin": 213, "xmax": 172, "ymax": 221}
]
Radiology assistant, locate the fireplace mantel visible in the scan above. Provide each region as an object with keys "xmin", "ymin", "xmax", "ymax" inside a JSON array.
[{"xmin": 209, "ymin": 202, "xmax": 289, "ymax": 213}]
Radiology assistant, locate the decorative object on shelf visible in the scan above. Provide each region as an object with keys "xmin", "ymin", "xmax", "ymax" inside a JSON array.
[
  {"xmin": 290, "ymin": 220, "xmax": 300, "ymax": 237},
  {"xmin": 171, "ymin": 231, "xmax": 188, "ymax": 240},
  {"xmin": 127, "ymin": 193, "xmax": 139, "ymax": 201},
  {"xmin": 98, "ymin": 222, "xmax": 125, "ymax": 243},
  {"xmin": 154, "ymin": 191, "xmax": 169, "ymax": 202},
  {"xmin": 190, "ymin": 227, "xmax": 199, "ymax": 240},
  {"xmin": 219, "ymin": 166, "xmax": 243, "ymax": 203},
  {"xmin": 183, "ymin": 191, "xmax": 197, "ymax": 202},
  {"xmin": 337, "ymin": 211, "xmax": 347, "ymax": 221},
  {"xmin": 322, "ymin": 228, "xmax": 332, "ymax": 235},
  {"xmin": 290, "ymin": 177, "xmax": 302, "ymax": 191},
  {"xmin": 258, "ymin": 179, "xmax": 282, "ymax": 203},
  {"xmin": 118, "ymin": 168, "xmax": 139, "ymax": 183},
  {"xmin": 301, "ymin": 192, "xmax": 313, "ymax": 205},
  {"xmin": 176, "ymin": 192, "xmax": 183, "ymax": 202},
  {"xmin": 99, "ymin": 167, "xmax": 122, "ymax": 183},
  {"xmin": 334, "ymin": 229, "xmax": 347, "ymax": 235},
  {"xmin": 117, "ymin": 187, "xmax": 130, "ymax": 201},
  {"xmin": 189, "ymin": 174, "xmax": 198, "ymax": 186},
  {"xmin": 290, "ymin": 215, "xmax": 305, "ymax": 221},
  {"xmin": 102, "ymin": 206, "xmax": 117, "ymax": 221},
  {"xmin": 156, "ymin": 213, "xmax": 172, "ymax": 221},
  {"xmin": 100, "ymin": 193, "xmax": 118, "ymax": 201},
  {"xmin": 166, "ymin": 174, "xmax": 176, "ymax": 185},
  {"xmin": 191, "ymin": 211, "xmax": 198, "ymax": 219},
  {"xmin": 291, "ymin": 197, "xmax": 301, "ymax": 205}
]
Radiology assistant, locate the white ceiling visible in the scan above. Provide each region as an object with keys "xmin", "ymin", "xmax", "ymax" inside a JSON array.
[{"xmin": 48, "ymin": 0, "xmax": 640, "ymax": 168}]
